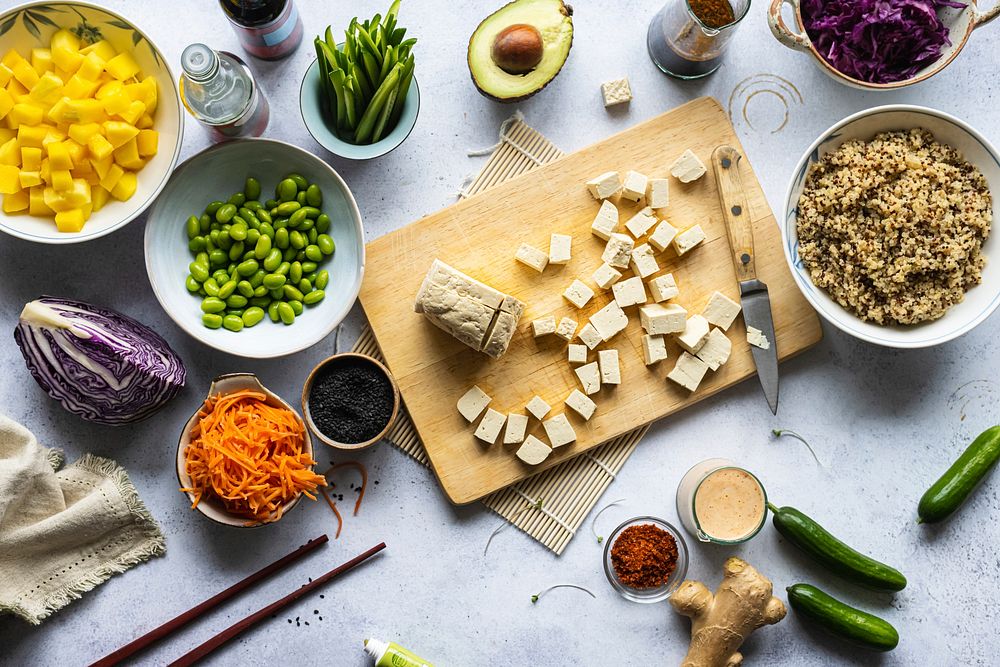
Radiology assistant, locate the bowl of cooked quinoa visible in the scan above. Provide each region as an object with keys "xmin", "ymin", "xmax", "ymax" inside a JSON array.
[{"xmin": 782, "ymin": 105, "xmax": 999, "ymax": 348}]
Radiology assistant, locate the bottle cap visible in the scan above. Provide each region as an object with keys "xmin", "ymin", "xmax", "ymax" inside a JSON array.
[{"xmin": 181, "ymin": 43, "xmax": 218, "ymax": 81}]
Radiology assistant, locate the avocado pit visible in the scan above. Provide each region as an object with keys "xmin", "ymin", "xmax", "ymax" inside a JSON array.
[{"xmin": 492, "ymin": 24, "xmax": 544, "ymax": 75}]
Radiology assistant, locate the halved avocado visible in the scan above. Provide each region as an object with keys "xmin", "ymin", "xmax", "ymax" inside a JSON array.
[{"xmin": 468, "ymin": 0, "xmax": 573, "ymax": 103}]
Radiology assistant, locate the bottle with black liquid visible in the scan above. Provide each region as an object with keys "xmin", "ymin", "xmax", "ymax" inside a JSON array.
[{"xmin": 219, "ymin": 0, "xmax": 303, "ymax": 60}]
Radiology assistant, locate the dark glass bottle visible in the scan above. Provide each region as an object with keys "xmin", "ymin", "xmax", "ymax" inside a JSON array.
[{"xmin": 219, "ymin": 0, "xmax": 303, "ymax": 60}]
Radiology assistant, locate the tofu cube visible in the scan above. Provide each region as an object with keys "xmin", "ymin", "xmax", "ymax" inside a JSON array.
[
  {"xmin": 601, "ymin": 78, "xmax": 632, "ymax": 107},
  {"xmin": 526, "ymin": 395, "xmax": 551, "ymax": 420},
  {"xmin": 747, "ymin": 326, "xmax": 771, "ymax": 350},
  {"xmin": 591, "ymin": 200, "xmax": 619, "ymax": 239},
  {"xmin": 667, "ymin": 352, "xmax": 710, "ymax": 392},
  {"xmin": 630, "ymin": 243, "xmax": 660, "ymax": 279},
  {"xmin": 549, "ymin": 233, "xmax": 572, "ymax": 265},
  {"xmin": 703, "ymin": 290, "xmax": 742, "ymax": 330},
  {"xmin": 621, "ymin": 170, "xmax": 648, "ymax": 203},
  {"xmin": 624, "ymin": 206, "xmax": 657, "ymax": 238},
  {"xmin": 516, "ymin": 435, "xmax": 552, "ymax": 465},
  {"xmin": 458, "ymin": 385, "xmax": 491, "ymax": 422},
  {"xmin": 612, "ymin": 276, "xmax": 647, "ymax": 308},
  {"xmin": 532, "ymin": 315, "xmax": 557, "ymax": 337},
  {"xmin": 565, "ymin": 389, "xmax": 597, "ymax": 420},
  {"xmin": 578, "ymin": 322, "xmax": 603, "ymax": 349},
  {"xmin": 648, "ymin": 273, "xmax": 679, "ymax": 302},
  {"xmin": 575, "ymin": 361, "xmax": 602, "ymax": 395},
  {"xmin": 563, "ymin": 279, "xmax": 595, "ymax": 309},
  {"xmin": 474, "ymin": 408, "xmax": 507, "ymax": 444},
  {"xmin": 543, "ymin": 413, "xmax": 577, "ymax": 448},
  {"xmin": 601, "ymin": 233, "xmax": 634, "ymax": 269},
  {"xmin": 677, "ymin": 314, "xmax": 711, "ymax": 353},
  {"xmin": 640, "ymin": 303, "xmax": 687, "ymax": 335},
  {"xmin": 696, "ymin": 328, "xmax": 732, "ymax": 371},
  {"xmin": 555, "ymin": 316, "xmax": 578, "ymax": 341},
  {"xmin": 673, "ymin": 225, "xmax": 706, "ymax": 256},
  {"xmin": 647, "ymin": 178, "xmax": 669, "ymax": 209},
  {"xmin": 648, "ymin": 221, "xmax": 679, "ymax": 252},
  {"xmin": 642, "ymin": 334, "xmax": 668, "ymax": 365},
  {"xmin": 592, "ymin": 262, "xmax": 622, "ymax": 290},
  {"xmin": 515, "ymin": 243, "xmax": 549, "ymax": 272},
  {"xmin": 598, "ymin": 349, "xmax": 621, "ymax": 385},
  {"xmin": 670, "ymin": 149, "xmax": 707, "ymax": 183},
  {"xmin": 590, "ymin": 301, "xmax": 629, "ymax": 341},
  {"xmin": 503, "ymin": 413, "xmax": 529, "ymax": 445},
  {"xmin": 586, "ymin": 171, "xmax": 620, "ymax": 200},
  {"xmin": 568, "ymin": 343, "xmax": 588, "ymax": 365}
]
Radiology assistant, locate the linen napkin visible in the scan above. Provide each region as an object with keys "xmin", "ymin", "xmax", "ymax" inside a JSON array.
[{"xmin": 0, "ymin": 415, "xmax": 165, "ymax": 625}]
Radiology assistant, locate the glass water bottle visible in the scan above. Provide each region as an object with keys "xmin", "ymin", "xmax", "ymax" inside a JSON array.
[{"xmin": 179, "ymin": 43, "xmax": 270, "ymax": 142}]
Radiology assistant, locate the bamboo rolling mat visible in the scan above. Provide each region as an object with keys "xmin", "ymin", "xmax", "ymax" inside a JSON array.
[{"xmin": 353, "ymin": 116, "xmax": 646, "ymax": 555}]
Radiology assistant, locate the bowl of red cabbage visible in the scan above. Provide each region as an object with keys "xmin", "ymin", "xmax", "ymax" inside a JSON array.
[
  {"xmin": 768, "ymin": 0, "xmax": 999, "ymax": 89},
  {"xmin": 14, "ymin": 296, "xmax": 186, "ymax": 425}
]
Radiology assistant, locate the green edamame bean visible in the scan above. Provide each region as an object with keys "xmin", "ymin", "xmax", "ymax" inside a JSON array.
[
  {"xmin": 226, "ymin": 294, "xmax": 248, "ymax": 308},
  {"xmin": 255, "ymin": 235, "xmax": 272, "ymax": 259},
  {"xmin": 209, "ymin": 229, "xmax": 220, "ymax": 244},
  {"xmin": 202, "ymin": 313, "xmax": 223, "ymax": 329},
  {"xmin": 267, "ymin": 301, "xmax": 281, "ymax": 322},
  {"xmin": 218, "ymin": 280, "xmax": 237, "ymax": 299},
  {"xmin": 288, "ymin": 299, "xmax": 303, "ymax": 316},
  {"xmin": 249, "ymin": 269, "xmax": 266, "ymax": 288},
  {"xmin": 242, "ymin": 250, "xmax": 256, "ymax": 262},
  {"xmin": 215, "ymin": 203, "xmax": 237, "ymax": 223},
  {"xmin": 305, "ymin": 245, "xmax": 323, "ymax": 262},
  {"xmin": 269, "ymin": 288, "xmax": 284, "ymax": 300},
  {"xmin": 222, "ymin": 315, "xmax": 244, "ymax": 332},
  {"xmin": 275, "ymin": 227, "xmax": 289, "ymax": 249},
  {"xmin": 298, "ymin": 219, "xmax": 315, "ymax": 233},
  {"xmin": 289, "ymin": 208, "xmax": 309, "ymax": 228},
  {"xmin": 263, "ymin": 273, "xmax": 287, "ymax": 290},
  {"xmin": 298, "ymin": 278, "xmax": 312, "ymax": 293},
  {"xmin": 186, "ymin": 275, "xmax": 201, "ymax": 292},
  {"xmin": 190, "ymin": 262, "xmax": 209, "ymax": 282},
  {"xmin": 283, "ymin": 285, "xmax": 304, "ymax": 302},
  {"xmin": 228, "ymin": 192, "xmax": 246, "ymax": 207},
  {"xmin": 245, "ymin": 199, "xmax": 261, "ymax": 211},
  {"xmin": 205, "ymin": 200, "xmax": 224, "ymax": 216},
  {"xmin": 186, "ymin": 215, "xmax": 200, "ymax": 239},
  {"xmin": 212, "ymin": 269, "xmax": 230, "ymax": 283},
  {"xmin": 252, "ymin": 287, "xmax": 268, "ymax": 299},
  {"xmin": 315, "ymin": 270, "xmax": 329, "ymax": 290},
  {"xmin": 236, "ymin": 280, "xmax": 254, "ymax": 298},
  {"xmin": 203, "ymin": 278, "xmax": 220, "ymax": 297},
  {"xmin": 244, "ymin": 177, "xmax": 261, "ymax": 200},
  {"xmin": 283, "ymin": 247, "xmax": 298, "ymax": 262},
  {"xmin": 259, "ymin": 222, "xmax": 275, "ymax": 239},
  {"xmin": 277, "ymin": 302, "xmax": 295, "ymax": 325},
  {"xmin": 227, "ymin": 309, "xmax": 244, "ymax": 317},
  {"xmin": 228, "ymin": 242, "xmax": 245, "ymax": 262},
  {"xmin": 256, "ymin": 208, "xmax": 272, "ymax": 224},
  {"xmin": 288, "ymin": 173, "xmax": 308, "ymax": 190},
  {"xmin": 199, "ymin": 213, "xmax": 212, "ymax": 233},
  {"xmin": 209, "ymin": 249, "xmax": 228, "ymax": 266},
  {"xmin": 301, "ymin": 261, "xmax": 318, "ymax": 273},
  {"xmin": 306, "ymin": 228, "xmax": 318, "ymax": 244},
  {"xmin": 201, "ymin": 297, "xmax": 226, "ymax": 313},
  {"xmin": 276, "ymin": 201, "xmax": 301, "ymax": 217},
  {"xmin": 296, "ymin": 191, "xmax": 307, "ymax": 205},
  {"xmin": 188, "ymin": 237, "xmax": 206, "ymax": 252},
  {"xmin": 216, "ymin": 233, "xmax": 233, "ymax": 251},
  {"xmin": 289, "ymin": 230, "xmax": 306, "ymax": 249},
  {"xmin": 264, "ymin": 198, "xmax": 278, "ymax": 208},
  {"xmin": 290, "ymin": 262, "xmax": 303, "ymax": 283},
  {"xmin": 242, "ymin": 307, "xmax": 265, "ymax": 327},
  {"xmin": 305, "ymin": 184, "xmax": 322, "ymax": 207},
  {"xmin": 295, "ymin": 250, "xmax": 307, "ymax": 262},
  {"xmin": 229, "ymin": 221, "xmax": 248, "ymax": 241},
  {"xmin": 303, "ymin": 290, "xmax": 325, "ymax": 306},
  {"xmin": 263, "ymin": 248, "xmax": 282, "ymax": 271},
  {"xmin": 300, "ymin": 206, "xmax": 321, "ymax": 219},
  {"xmin": 277, "ymin": 178, "xmax": 298, "ymax": 202},
  {"xmin": 239, "ymin": 207, "xmax": 257, "ymax": 220},
  {"xmin": 315, "ymin": 213, "xmax": 330, "ymax": 233},
  {"xmin": 317, "ymin": 234, "xmax": 335, "ymax": 255},
  {"xmin": 272, "ymin": 217, "xmax": 288, "ymax": 230},
  {"xmin": 237, "ymin": 259, "xmax": 259, "ymax": 276},
  {"xmin": 275, "ymin": 261, "xmax": 291, "ymax": 276},
  {"xmin": 246, "ymin": 228, "xmax": 260, "ymax": 245}
]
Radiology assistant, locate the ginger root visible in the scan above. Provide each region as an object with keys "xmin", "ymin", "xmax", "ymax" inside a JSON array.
[{"xmin": 670, "ymin": 556, "xmax": 786, "ymax": 667}]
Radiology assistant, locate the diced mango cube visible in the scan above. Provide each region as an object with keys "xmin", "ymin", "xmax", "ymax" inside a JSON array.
[
  {"xmin": 21, "ymin": 146, "xmax": 41, "ymax": 170},
  {"xmin": 102, "ymin": 91, "xmax": 130, "ymax": 116},
  {"xmin": 50, "ymin": 30, "xmax": 81, "ymax": 53},
  {"xmin": 54, "ymin": 208, "xmax": 86, "ymax": 232},
  {"xmin": 46, "ymin": 141, "xmax": 73, "ymax": 170},
  {"xmin": 80, "ymin": 40, "xmax": 117, "ymax": 61},
  {"xmin": 90, "ymin": 155, "xmax": 112, "ymax": 178},
  {"xmin": 0, "ymin": 88, "xmax": 13, "ymax": 119},
  {"xmin": 104, "ymin": 52, "xmax": 140, "ymax": 81},
  {"xmin": 135, "ymin": 113, "xmax": 153, "ymax": 130},
  {"xmin": 0, "ymin": 164, "xmax": 19, "ymax": 193},
  {"xmin": 28, "ymin": 185, "xmax": 52, "ymax": 215},
  {"xmin": 92, "ymin": 183, "xmax": 110, "ymax": 211},
  {"xmin": 51, "ymin": 46, "xmax": 83, "ymax": 74},
  {"xmin": 18, "ymin": 169, "xmax": 41, "ymax": 187},
  {"xmin": 51, "ymin": 168, "xmax": 73, "ymax": 191},
  {"xmin": 42, "ymin": 128, "xmax": 65, "ymax": 146},
  {"xmin": 3, "ymin": 188, "xmax": 28, "ymax": 212},
  {"xmin": 62, "ymin": 74, "xmax": 100, "ymax": 100},
  {"xmin": 0, "ymin": 137, "xmax": 19, "ymax": 165},
  {"xmin": 31, "ymin": 48, "xmax": 53, "ymax": 74},
  {"xmin": 39, "ymin": 157, "xmax": 49, "ymax": 182},
  {"xmin": 64, "ymin": 140, "xmax": 85, "ymax": 164},
  {"xmin": 75, "ymin": 52, "xmax": 104, "ymax": 81},
  {"xmin": 88, "ymin": 134, "xmax": 114, "ymax": 160},
  {"xmin": 95, "ymin": 79, "xmax": 123, "ymax": 100},
  {"xmin": 118, "ymin": 100, "xmax": 145, "ymax": 125},
  {"xmin": 10, "ymin": 102, "xmax": 44, "ymax": 127},
  {"xmin": 0, "ymin": 128, "xmax": 13, "ymax": 143},
  {"xmin": 55, "ymin": 98, "xmax": 105, "ymax": 123},
  {"xmin": 0, "ymin": 64, "xmax": 12, "ymax": 87},
  {"xmin": 136, "ymin": 129, "xmax": 158, "ymax": 157},
  {"xmin": 102, "ymin": 120, "xmax": 138, "ymax": 148},
  {"xmin": 83, "ymin": 170, "xmax": 100, "ymax": 186},
  {"xmin": 71, "ymin": 157, "xmax": 92, "ymax": 176},
  {"xmin": 68, "ymin": 122, "xmax": 101, "ymax": 144},
  {"xmin": 6, "ymin": 78, "xmax": 28, "ymax": 97},
  {"xmin": 1, "ymin": 49, "xmax": 24, "ymax": 68},
  {"xmin": 99, "ymin": 162, "xmax": 123, "ymax": 191},
  {"xmin": 28, "ymin": 72, "xmax": 64, "ymax": 105},
  {"xmin": 110, "ymin": 170, "xmax": 136, "ymax": 201},
  {"xmin": 11, "ymin": 60, "xmax": 39, "ymax": 89},
  {"xmin": 113, "ymin": 137, "xmax": 142, "ymax": 169}
]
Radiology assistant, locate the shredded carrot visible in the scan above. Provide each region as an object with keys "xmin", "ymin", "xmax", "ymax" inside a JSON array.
[
  {"xmin": 319, "ymin": 488, "xmax": 344, "ymax": 539},
  {"xmin": 324, "ymin": 461, "xmax": 368, "ymax": 516},
  {"xmin": 180, "ymin": 390, "xmax": 326, "ymax": 524}
]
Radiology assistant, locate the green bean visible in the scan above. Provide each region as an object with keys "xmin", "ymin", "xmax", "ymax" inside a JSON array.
[
  {"xmin": 228, "ymin": 242, "xmax": 245, "ymax": 262},
  {"xmin": 237, "ymin": 280, "xmax": 254, "ymax": 298},
  {"xmin": 277, "ymin": 178, "xmax": 298, "ymax": 202},
  {"xmin": 254, "ymin": 234, "xmax": 272, "ymax": 260},
  {"xmin": 199, "ymin": 213, "xmax": 212, "ymax": 233},
  {"xmin": 190, "ymin": 262, "xmax": 209, "ymax": 282},
  {"xmin": 244, "ymin": 177, "xmax": 261, "ymax": 200},
  {"xmin": 305, "ymin": 245, "xmax": 324, "ymax": 262},
  {"xmin": 288, "ymin": 299, "xmax": 304, "ymax": 316},
  {"xmin": 226, "ymin": 294, "xmax": 248, "ymax": 308},
  {"xmin": 276, "ymin": 201, "xmax": 301, "ymax": 217},
  {"xmin": 290, "ymin": 261, "xmax": 303, "ymax": 283},
  {"xmin": 252, "ymin": 287, "xmax": 268, "ymax": 299},
  {"xmin": 303, "ymin": 290, "xmax": 326, "ymax": 306},
  {"xmin": 188, "ymin": 237, "xmax": 206, "ymax": 252},
  {"xmin": 205, "ymin": 200, "xmax": 224, "ymax": 216},
  {"xmin": 229, "ymin": 221, "xmax": 248, "ymax": 241},
  {"xmin": 283, "ymin": 285, "xmax": 305, "ymax": 302},
  {"xmin": 203, "ymin": 278, "xmax": 220, "ymax": 297},
  {"xmin": 246, "ymin": 228, "xmax": 261, "ymax": 245},
  {"xmin": 275, "ymin": 261, "xmax": 291, "ymax": 276},
  {"xmin": 317, "ymin": 234, "xmax": 335, "ymax": 255},
  {"xmin": 186, "ymin": 215, "xmax": 200, "ymax": 239},
  {"xmin": 209, "ymin": 249, "xmax": 228, "ymax": 266},
  {"xmin": 305, "ymin": 184, "xmax": 323, "ymax": 207},
  {"xmin": 301, "ymin": 261, "xmax": 318, "ymax": 273},
  {"xmin": 263, "ymin": 273, "xmax": 287, "ymax": 290},
  {"xmin": 249, "ymin": 269, "xmax": 266, "ymax": 288},
  {"xmin": 315, "ymin": 270, "xmax": 330, "ymax": 290},
  {"xmin": 222, "ymin": 315, "xmax": 244, "ymax": 332},
  {"xmin": 185, "ymin": 275, "xmax": 201, "ymax": 292},
  {"xmin": 202, "ymin": 313, "xmax": 223, "ymax": 329},
  {"xmin": 242, "ymin": 307, "xmax": 265, "ymax": 327},
  {"xmin": 257, "ymin": 208, "xmax": 272, "ymax": 224},
  {"xmin": 297, "ymin": 218, "xmax": 314, "ymax": 233},
  {"xmin": 237, "ymin": 259, "xmax": 259, "ymax": 276},
  {"xmin": 355, "ymin": 62, "xmax": 402, "ymax": 144},
  {"xmin": 307, "ymin": 228, "xmax": 318, "ymax": 244},
  {"xmin": 273, "ymin": 217, "xmax": 288, "ymax": 230},
  {"xmin": 287, "ymin": 173, "xmax": 308, "ymax": 190},
  {"xmin": 244, "ymin": 199, "xmax": 261, "ymax": 211},
  {"xmin": 277, "ymin": 302, "xmax": 295, "ymax": 325},
  {"xmin": 259, "ymin": 222, "xmax": 275, "ymax": 239},
  {"xmin": 201, "ymin": 297, "xmax": 226, "ymax": 313},
  {"xmin": 263, "ymin": 248, "xmax": 282, "ymax": 271},
  {"xmin": 275, "ymin": 227, "xmax": 290, "ymax": 249},
  {"xmin": 296, "ymin": 191, "xmax": 307, "ymax": 205},
  {"xmin": 218, "ymin": 279, "xmax": 237, "ymax": 299},
  {"xmin": 228, "ymin": 192, "xmax": 246, "ymax": 207},
  {"xmin": 215, "ymin": 203, "xmax": 237, "ymax": 223},
  {"xmin": 301, "ymin": 206, "xmax": 321, "ymax": 219},
  {"xmin": 316, "ymin": 213, "xmax": 331, "ymax": 233},
  {"xmin": 268, "ymin": 301, "xmax": 281, "ymax": 322},
  {"xmin": 290, "ymin": 230, "xmax": 306, "ymax": 249},
  {"xmin": 289, "ymin": 208, "xmax": 309, "ymax": 228},
  {"xmin": 298, "ymin": 278, "xmax": 312, "ymax": 293}
]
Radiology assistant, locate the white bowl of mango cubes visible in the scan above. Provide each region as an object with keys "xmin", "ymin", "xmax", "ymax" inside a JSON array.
[{"xmin": 0, "ymin": 1, "xmax": 182, "ymax": 244}]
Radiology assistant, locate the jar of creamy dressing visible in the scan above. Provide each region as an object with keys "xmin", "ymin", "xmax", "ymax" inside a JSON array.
[{"xmin": 676, "ymin": 458, "xmax": 768, "ymax": 544}]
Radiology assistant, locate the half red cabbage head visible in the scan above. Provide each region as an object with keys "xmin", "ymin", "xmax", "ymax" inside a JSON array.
[
  {"xmin": 14, "ymin": 296, "xmax": 187, "ymax": 425},
  {"xmin": 801, "ymin": 0, "xmax": 965, "ymax": 84}
]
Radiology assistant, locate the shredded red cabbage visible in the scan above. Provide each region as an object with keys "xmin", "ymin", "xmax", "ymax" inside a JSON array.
[{"xmin": 801, "ymin": 0, "xmax": 965, "ymax": 84}]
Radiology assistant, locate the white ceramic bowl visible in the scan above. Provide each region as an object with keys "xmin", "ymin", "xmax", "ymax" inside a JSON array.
[
  {"xmin": 782, "ymin": 105, "xmax": 1000, "ymax": 348},
  {"xmin": 0, "ymin": 1, "xmax": 182, "ymax": 244},
  {"xmin": 144, "ymin": 139, "xmax": 365, "ymax": 358}
]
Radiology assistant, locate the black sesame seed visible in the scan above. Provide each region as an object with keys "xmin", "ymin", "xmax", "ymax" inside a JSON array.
[{"xmin": 308, "ymin": 357, "xmax": 393, "ymax": 443}]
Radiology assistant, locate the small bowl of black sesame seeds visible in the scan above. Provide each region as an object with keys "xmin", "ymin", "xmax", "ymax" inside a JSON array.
[{"xmin": 302, "ymin": 353, "xmax": 400, "ymax": 450}]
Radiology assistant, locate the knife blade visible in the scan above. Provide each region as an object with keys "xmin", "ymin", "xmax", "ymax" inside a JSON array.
[{"xmin": 711, "ymin": 145, "xmax": 779, "ymax": 414}]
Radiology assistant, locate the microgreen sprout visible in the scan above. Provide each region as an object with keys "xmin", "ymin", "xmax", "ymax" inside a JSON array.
[
  {"xmin": 483, "ymin": 498, "xmax": 543, "ymax": 556},
  {"xmin": 772, "ymin": 428, "xmax": 822, "ymax": 466},
  {"xmin": 591, "ymin": 497, "xmax": 626, "ymax": 544},
  {"xmin": 531, "ymin": 584, "xmax": 596, "ymax": 604}
]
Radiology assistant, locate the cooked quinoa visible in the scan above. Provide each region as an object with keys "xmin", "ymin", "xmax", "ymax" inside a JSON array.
[{"xmin": 796, "ymin": 128, "xmax": 992, "ymax": 325}]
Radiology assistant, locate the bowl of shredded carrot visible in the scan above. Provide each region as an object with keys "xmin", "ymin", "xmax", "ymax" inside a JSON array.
[{"xmin": 176, "ymin": 373, "xmax": 328, "ymax": 527}]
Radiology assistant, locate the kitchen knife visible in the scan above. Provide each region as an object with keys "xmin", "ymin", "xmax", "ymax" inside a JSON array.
[{"xmin": 711, "ymin": 145, "xmax": 779, "ymax": 414}]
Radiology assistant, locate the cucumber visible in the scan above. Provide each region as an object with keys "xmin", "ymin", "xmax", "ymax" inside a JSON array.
[
  {"xmin": 787, "ymin": 583, "xmax": 899, "ymax": 652},
  {"xmin": 918, "ymin": 425, "xmax": 1000, "ymax": 524},
  {"xmin": 769, "ymin": 504, "xmax": 906, "ymax": 592}
]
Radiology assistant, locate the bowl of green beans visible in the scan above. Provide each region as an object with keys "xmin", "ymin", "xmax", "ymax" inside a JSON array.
[{"xmin": 144, "ymin": 139, "xmax": 364, "ymax": 358}]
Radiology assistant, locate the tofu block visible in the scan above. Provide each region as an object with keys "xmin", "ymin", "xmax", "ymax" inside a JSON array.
[
  {"xmin": 543, "ymin": 413, "xmax": 577, "ymax": 448},
  {"xmin": 601, "ymin": 78, "xmax": 632, "ymax": 107},
  {"xmin": 590, "ymin": 301, "xmax": 629, "ymax": 341},
  {"xmin": 667, "ymin": 352, "xmax": 710, "ymax": 392},
  {"xmin": 549, "ymin": 233, "xmax": 572, "ymax": 265},
  {"xmin": 630, "ymin": 243, "xmax": 660, "ymax": 279},
  {"xmin": 747, "ymin": 326, "xmax": 771, "ymax": 350},
  {"xmin": 647, "ymin": 178, "xmax": 669, "ymax": 208},
  {"xmin": 563, "ymin": 279, "xmax": 595, "ymax": 309},
  {"xmin": 677, "ymin": 314, "xmax": 711, "ymax": 353},
  {"xmin": 504, "ymin": 413, "xmax": 529, "ymax": 445},
  {"xmin": 515, "ymin": 243, "xmax": 549, "ymax": 272},
  {"xmin": 648, "ymin": 273, "xmax": 679, "ymax": 302},
  {"xmin": 526, "ymin": 395, "xmax": 551, "ymax": 420},
  {"xmin": 591, "ymin": 200, "xmax": 619, "ymax": 239},
  {"xmin": 642, "ymin": 334, "xmax": 668, "ymax": 365},
  {"xmin": 621, "ymin": 170, "xmax": 648, "ymax": 203},
  {"xmin": 673, "ymin": 224, "xmax": 706, "ymax": 256},
  {"xmin": 474, "ymin": 408, "xmax": 506, "ymax": 444},
  {"xmin": 458, "ymin": 385, "xmax": 491, "ymax": 422},
  {"xmin": 482, "ymin": 310, "xmax": 520, "ymax": 359},
  {"xmin": 703, "ymin": 290, "xmax": 742, "ymax": 331},
  {"xmin": 565, "ymin": 389, "xmax": 597, "ymax": 420},
  {"xmin": 516, "ymin": 435, "xmax": 552, "ymax": 465},
  {"xmin": 555, "ymin": 316, "xmax": 578, "ymax": 341},
  {"xmin": 578, "ymin": 322, "xmax": 603, "ymax": 349},
  {"xmin": 592, "ymin": 263, "xmax": 622, "ymax": 290},
  {"xmin": 640, "ymin": 303, "xmax": 687, "ymax": 334},
  {"xmin": 648, "ymin": 221, "xmax": 678, "ymax": 252},
  {"xmin": 532, "ymin": 315, "xmax": 557, "ymax": 337},
  {"xmin": 670, "ymin": 149, "xmax": 707, "ymax": 183},
  {"xmin": 696, "ymin": 328, "xmax": 732, "ymax": 371},
  {"xmin": 624, "ymin": 206, "xmax": 657, "ymax": 238},
  {"xmin": 586, "ymin": 171, "xmax": 620, "ymax": 200},
  {"xmin": 575, "ymin": 361, "xmax": 602, "ymax": 395},
  {"xmin": 598, "ymin": 349, "xmax": 621, "ymax": 385},
  {"xmin": 612, "ymin": 276, "xmax": 647, "ymax": 308},
  {"xmin": 568, "ymin": 343, "xmax": 588, "ymax": 365},
  {"xmin": 601, "ymin": 233, "xmax": 634, "ymax": 269}
]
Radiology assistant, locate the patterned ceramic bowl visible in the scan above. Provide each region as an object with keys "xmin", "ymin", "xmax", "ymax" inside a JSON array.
[
  {"xmin": 0, "ymin": 1, "xmax": 182, "ymax": 243},
  {"xmin": 782, "ymin": 105, "xmax": 1000, "ymax": 348}
]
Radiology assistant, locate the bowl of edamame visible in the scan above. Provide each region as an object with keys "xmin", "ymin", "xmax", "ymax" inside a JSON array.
[{"xmin": 144, "ymin": 139, "xmax": 365, "ymax": 358}]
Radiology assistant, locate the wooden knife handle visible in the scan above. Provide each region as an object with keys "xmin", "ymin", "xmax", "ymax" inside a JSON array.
[{"xmin": 712, "ymin": 145, "xmax": 756, "ymax": 282}]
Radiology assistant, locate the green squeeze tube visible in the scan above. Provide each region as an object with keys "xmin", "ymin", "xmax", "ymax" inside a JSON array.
[{"xmin": 363, "ymin": 638, "xmax": 435, "ymax": 667}]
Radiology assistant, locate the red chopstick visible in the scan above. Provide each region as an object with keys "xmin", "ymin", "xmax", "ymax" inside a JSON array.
[
  {"xmin": 168, "ymin": 542, "xmax": 387, "ymax": 667},
  {"xmin": 90, "ymin": 535, "xmax": 329, "ymax": 667}
]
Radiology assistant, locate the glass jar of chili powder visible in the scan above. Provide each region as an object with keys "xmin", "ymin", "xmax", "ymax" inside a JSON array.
[{"xmin": 647, "ymin": 0, "xmax": 751, "ymax": 79}]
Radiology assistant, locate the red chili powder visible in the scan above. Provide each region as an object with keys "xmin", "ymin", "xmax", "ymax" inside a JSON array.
[{"xmin": 610, "ymin": 523, "xmax": 679, "ymax": 588}]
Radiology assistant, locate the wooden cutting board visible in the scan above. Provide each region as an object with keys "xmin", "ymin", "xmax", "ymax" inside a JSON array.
[{"xmin": 360, "ymin": 97, "xmax": 822, "ymax": 505}]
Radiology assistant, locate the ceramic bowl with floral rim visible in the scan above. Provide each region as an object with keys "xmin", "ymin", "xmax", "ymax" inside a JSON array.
[
  {"xmin": 0, "ymin": 1, "xmax": 183, "ymax": 244},
  {"xmin": 782, "ymin": 105, "xmax": 1000, "ymax": 348}
]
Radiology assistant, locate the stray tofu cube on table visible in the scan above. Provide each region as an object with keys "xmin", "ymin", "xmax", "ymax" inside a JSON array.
[{"xmin": 600, "ymin": 77, "xmax": 632, "ymax": 107}]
